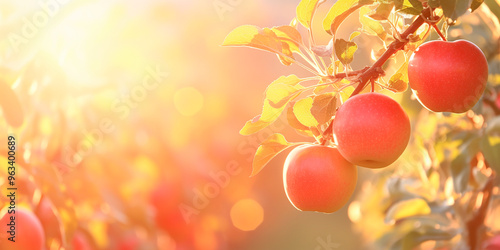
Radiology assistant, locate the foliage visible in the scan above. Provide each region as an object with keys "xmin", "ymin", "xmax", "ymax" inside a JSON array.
[{"xmin": 223, "ymin": 0, "xmax": 500, "ymax": 249}]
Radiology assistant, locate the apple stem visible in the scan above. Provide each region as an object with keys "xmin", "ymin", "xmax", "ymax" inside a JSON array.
[
  {"xmin": 431, "ymin": 23, "xmax": 447, "ymax": 41},
  {"xmin": 348, "ymin": 8, "xmax": 433, "ymax": 98},
  {"xmin": 320, "ymin": 121, "xmax": 334, "ymax": 145}
]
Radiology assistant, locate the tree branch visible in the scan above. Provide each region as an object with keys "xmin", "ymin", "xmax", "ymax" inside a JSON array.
[
  {"xmin": 466, "ymin": 173, "xmax": 496, "ymax": 250},
  {"xmin": 349, "ymin": 8, "xmax": 433, "ymax": 98}
]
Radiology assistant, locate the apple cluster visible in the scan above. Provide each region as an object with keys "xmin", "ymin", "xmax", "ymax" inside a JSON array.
[{"xmin": 283, "ymin": 40, "xmax": 488, "ymax": 213}]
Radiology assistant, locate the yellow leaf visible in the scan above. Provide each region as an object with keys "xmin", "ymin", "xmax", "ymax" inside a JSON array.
[
  {"xmin": 265, "ymin": 75, "xmax": 304, "ymax": 106},
  {"xmin": 293, "ymin": 97, "xmax": 319, "ymax": 127},
  {"xmin": 296, "ymin": 0, "xmax": 321, "ymax": 29},
  {"xmin": 277, "ymin": 43, "xmax": 295, "ymax": 66},
  {"xmin": 240, "ymin": 75, "xmax": 304, "ymax": 135},
  {"xmin": 349, "ymin": 31, "xmax": 361, "ymax": 41},
  {"xmin": 287, "ymin": 105, "xmax": 314, "ymax": 137},
  {"xmin": 222, "ymin": 25, "xmax": 282, "ymax": 53},
  {"xmin": 385, "ymin": 198, "xmax": 431, "ymax": 222},
  {"xmin": 311, "ymin": 93, "xmax": 337, "ymax": 125},
  {"xmin": 334, "ymin": 39, "xmax": 358, "ymax": 65},
  {"xmin": 272, "ymin": 26, "xmax": 302, "ymax": 52},
  {"xmin": 360, "ymin": 6, "xmax": 387, "ymax": 40},
  {"xmin": 251, "ymin": 134, "xmax": 302, "ymax": 177},
  {"xmin": 240, "ymin": 116, "xmax": 272, "ymax": 136},
  {"xmin": 323, "ymin": 0, "xmax": 373, "ymax": 35},
  {"xmin": 387, "ymin": 62, "xmax": 409, "ymax": 92}
]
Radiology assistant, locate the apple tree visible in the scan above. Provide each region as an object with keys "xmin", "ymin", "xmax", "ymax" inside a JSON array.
[{"xmin": 224, "ymin": 0, "xmax": 500, "ymax": 249}]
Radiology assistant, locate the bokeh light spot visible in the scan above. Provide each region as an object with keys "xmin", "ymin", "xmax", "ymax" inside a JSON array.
[
  {"xmin": 230, "ymin": 199, "xmax": 264, "ymax": 231},
  {"xmin": 174, "ymin": 87, "xmax": 204, "ymax": 116}
]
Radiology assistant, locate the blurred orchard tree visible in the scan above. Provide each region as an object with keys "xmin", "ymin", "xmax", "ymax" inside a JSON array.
[{"xmin": 223, "ymin": 0, "xmax": 500, "ymax": 249}]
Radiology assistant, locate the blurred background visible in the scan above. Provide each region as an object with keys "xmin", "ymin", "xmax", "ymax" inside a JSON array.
[{"xmin": 0, "ymin": 0, "xmax": 499, "ymax": 249}]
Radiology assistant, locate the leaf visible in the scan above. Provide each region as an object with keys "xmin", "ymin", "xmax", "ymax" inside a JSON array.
[
  {"xmin": 277, "ymin": 43, "xmax": 295, "ymax": 66},
  {"xmin": 387, "ymin": 62, "xmax": 409, "ymax": 92},
  {"xmin": 385, "ymin": 198, "xmax": 431, "ymax": 223},
  {"xmin": 222, "ymin": 25, "xmax": 282, "ymax": 53},
  {"xmin": 451, "ymin": 136, "xmax": 481, "ymax": 193},
  {"xmin": 349, "ymin": 31, "xmax": 361, "ymax": 41},
  {"xmin": 272, "ymin": 26, "xmax": 303, "ymax": 52},
  {"xmin": 369, "ymin": 2, "xmax": 395, "ymax": 21},
  {"xmin": 0, "ymin": 80, "xmax": 24, "ymax": 128},
  {"xmin": 397, "ymin": 228, "xmax": 455, "ymax": 250},
  {"xmin": 240, "ymin": 75, "xmax": 304, "ymax": 135},
  {"xmin": 251, "ymin": 134, "xmax": 302, "ymax": 176},
  {"xmin": 470, "ymin": 0, "xmax": 483, "ymax": 12},
  {"xmin": 334, "ymin": 39, "xmax": 358, "ymax": 65},
  {"xmin": 240, "ymin": 116, "xmax": 273, "ymax": 136},
  {"xmin": 311, "ymin": 93, "xmax": 337, "ymax": 125},
  {"xmin": 323, "ymin": 0, "xmax": 373, "ymax": 35},
  {"xmin": 287, "ymin": 105, "xmax": 314, "ymax": 137},
  {"xmin": 480, "ymin": 117, "xmax": 500, "ymax": 172},
  {"xmin": 360, "ymin": 6, "xmax": 387, "ymax": 40},
  {"xmin": 296, "ymin": 0, "xmax": 321, "ymax": 29},
  {"xmin": 293, "ymin": 97, "xmax": 319, "ymax": 127},
  {"xmin": 265, "ymin": 75, "xmax": 304, "ymax": 106},
  {"xmin": 395, "ymin": 0, "xmax": 424, "ymax": 16},
  {"xmin": 441, "ymin": 0, "xmax": 471, "ymax": 21}
]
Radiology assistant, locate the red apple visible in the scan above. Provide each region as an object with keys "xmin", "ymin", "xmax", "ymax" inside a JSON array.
[
  {"xmin": 0, "ymin": 208, "xmax": 45, "ymax": 250},
  {"xmin": 283, "ymin": 145, "xmax": 357, "ymax": 213},
  {"xmin": 483, "ymin": 234, "xmax": 500, "ymax": 250},
  {"xmin": 150, "ymin": 182, "xmax": 193, "ymax": 243},
  {"xmin": 333, "ymin": 93, "xmax": 411, "ymax": 168},
  {"xmin": 72, "ymin": 231, "xmax": 93, "ymax": 250},
  {"xmin": 408, "ymin": 40, "xmax": 488, "ymax": 113}
]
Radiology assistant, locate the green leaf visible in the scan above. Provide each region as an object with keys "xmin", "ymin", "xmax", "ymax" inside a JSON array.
[
  {"xmin": 296, "ymin": 0, "xmax": 322, "ymax": 29},
  {"xmin": 334, "ymin": 39, "xmax": 358, "ymax": 65},
  {"xmin": 387, "ymin": 62, "xmax": 409, "ymax": 92},
  {"xmin": 293, "ymin": 97, "xmax": 319, "ymax": 127},
  {"xmin": 480, "ymin": 117, "xmax": 500, "ymax": 172},
  {"xmin": 369, "ymin": 2, "xmax": 395, "ymax": 21},
  {"xmin": 360, "ymin": 6, "xmax": 387, "ymax": 40},
  {"xmin": 441, "ymin": 0, "xmax": 471, "ymax": 21},
  {"xmin": 385, "ymin": 198, "xmax": 431, "ymax": 223},
  {"xmin": 323, "ymin": 0, "xmax": 373, "ymax": 35},
  {"xmin": 222, "ymin": 25, "xmax": 282, "ymax": 53},
  {"xmin": 251, "ymin": 134, "xmax": 303, "ymax": 176},
  {"xmin": 311, "ymin": 93, "xmax": 337, "ymax": 125}
]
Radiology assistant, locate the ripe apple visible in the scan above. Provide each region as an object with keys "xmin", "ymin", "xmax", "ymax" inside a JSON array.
[
  {"xmin": 35, "ymin": 197, "xmax": 62, "ymax": 245},
  {"xmin": 0, "ymin": 208, "xmax": 45, "ymax": 250},
  {"xmin": 283, "ymin": 145, "xmax": 357, "ymax": 213},
  {"xmin": 150, "ymin": 182, "xmax": 193, "ymax": 242},
  {"xmin": 72, "ymin": 231, "xmax": 93, "ymax": 250},
  {"xmin": 408, "ymin": 40, "xmax": 488, "ymax": 113},
  {"xmin": 483, "ymin": 234, "xmax": 500, "ymax": 250},
  {"xmin": 333, "ymin": 93, "xmax": 411, "ymax": 168}
]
